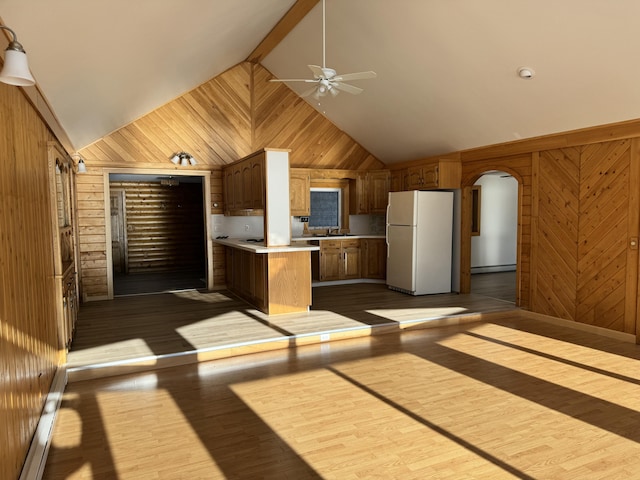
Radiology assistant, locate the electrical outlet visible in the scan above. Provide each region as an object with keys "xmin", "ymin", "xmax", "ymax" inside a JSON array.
[
  {"xmin": 214, "ymin": 225, "xmax": 220, "ymax": 232},
  {"xmin": 244, "ymin": 224, "xmax": 250, "ymax": 231},
  {"xmin": 320, "ymin": 333, "xmax": 330, "ymax": 342},
  {"xmin": 300, "ymin": 216, "xmax": 309, "ymax": 223}
]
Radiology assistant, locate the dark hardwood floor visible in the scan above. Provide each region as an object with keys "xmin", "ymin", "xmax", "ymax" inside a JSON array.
[
  {"xmin": 470, "ymin": 271, "xmax": 516, "ymax": 303},
  {"xmin": 113, "ymin": 270, "xmax": 206, "ymax": 296},
  {"xmin": 67, "ymin": 276, "xmax": 518, "ymax": 380}
]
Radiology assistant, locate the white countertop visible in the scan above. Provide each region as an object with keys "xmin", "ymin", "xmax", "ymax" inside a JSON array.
[{"xmin": 213, "ymin": 237, "xmax": 320, "ymax": 253}]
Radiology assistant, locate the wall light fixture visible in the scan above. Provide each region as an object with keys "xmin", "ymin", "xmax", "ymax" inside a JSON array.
[
  {"xmin": 0, "ymin": 25, "xmax": 35, "ymax": 86},
  {"xmin": 170, "ymin": 152, "xmax": 197, "ymax": 166}
]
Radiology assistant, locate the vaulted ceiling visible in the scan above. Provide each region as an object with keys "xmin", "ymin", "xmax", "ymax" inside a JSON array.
[{"xmin": 2, "ymin": 0, "xmax": 640, "ymax": 164}]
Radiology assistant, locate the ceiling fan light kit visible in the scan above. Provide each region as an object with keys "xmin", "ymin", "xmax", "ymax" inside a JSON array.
[{"xmin": 270, "ymin": 0, "xmax": 376, "ymax": 99}]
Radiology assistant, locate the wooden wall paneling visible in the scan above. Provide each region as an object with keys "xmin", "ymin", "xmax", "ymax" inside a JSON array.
[
  {"xmin": 115, "ymin": 181, "xmax": 206, "ymax": 274},
  {"xmin": 0, "ymin": 82, "xmax": 59, "ymax": 480},
  {"xmin": 532, "ymin": 148, "xmax": 580, "ymax": 320},
  {"xmin": 252, "ymin": 64, "xmax": 384, "ymax": 170},
  {"xmin": 76, "ymin": 170, "xmax": 109, "ymax": 300},
  {"xmin": 80, "ymin": 63, "xmax": 253, "ymax": 167},
  {"xmin": 577, "ymin": 140, "xmax": 635, "ymax": 333}
]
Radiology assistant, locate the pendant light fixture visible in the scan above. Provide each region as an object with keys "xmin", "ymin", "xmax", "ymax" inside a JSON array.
[{"xmin": 0, "ymin": 25, "xmax": 35, "ymax": 86}]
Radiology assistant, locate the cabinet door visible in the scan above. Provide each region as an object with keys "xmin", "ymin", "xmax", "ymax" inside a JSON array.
[
  {"xmin": 349, "ymin": 173, "xmax": 369, "ymax": 214},
  {"xmin": 253, "ymin": 254, "xmax": 267, "ymax": 308},
  {"xmin": 342, "ymin": 245, "xmax": 361, "ymax": 279},
  {"xmin": 225, "ymin": 248, "xmax": 234, "ymax": 287},
  {"xmin": 241, "ymin": 161, "xmax": 253, "ymax": 209},
  {"xmin": 223, "ymin": 167, "xmax": 234, "ymax": 212},
  {"xmin": 389, "ymin": 170, "xmax": 406, "ymax": 192},
  {"xmin": 232, "ymin": 164, "xmax": 243, "ymax": 210},
  {"xmin": 421, "ymin": 164, "xmax": 439, "ymax": 189},
  {"xmin": 251, "ymin": 159, "xmax": 264, "ymax": 209},
  {"xmin": 290, "ymin": 170, "xmax": 310, "ymax": 216},
  {"xmin": 406, "ymin": 166, "xmax": 423, "ymax": 190},
  {"xmin": 368, "ymin": 171, "xmax": 390, "ymax": 213},
  {"xmin": 362, "ymin": 239, "xmax": 387, "ymax": 279},
  {"xmin": 320, "ymin": 246, "xmax": 342, "ymax": 281}
]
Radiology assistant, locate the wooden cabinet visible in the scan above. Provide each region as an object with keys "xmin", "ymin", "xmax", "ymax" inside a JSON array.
[
  {"xmin": 313, "ymin": 239, "xmax": 361, "ymax": 281},
  {"xmin": 225, "ymin": 245, "xmax": 311, "ymax": 315},
  {"xmin": 406, "ymin": 159, "xmax": 461, "ymax": 190},
  {"xmin": 362, "ymin": 238, "xmax": 387, "ymax": 279},
  {"xmin": 226, "ymin": 247, "xmax": 267, "ymax": 311},
  {"xmin": 250, "ymin": 158, "xmax": 264, "ymax": 209},
  {"xmin": 223, "ymin": 156, "xmax": 266, "ymax": 213},
  {"xmin": 368, "ymin": 171, "xmax": 390, "ymax": 213},
  {"xmin": 390, "ymin": 169, "xmax": 406, "ymax": 192},
  {"xmin": 290, "ymin": 169, "xmax": 311, "ymax": 216},
  {"xmin": 349, "ymin": 170, "xmax": 390, "ymax": 214}
]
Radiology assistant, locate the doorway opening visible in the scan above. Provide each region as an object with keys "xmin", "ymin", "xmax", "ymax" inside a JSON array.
[
  {"xmin": 469, "ymin": 171, "xmax": 518, "ymax": 303},
  {"xmin": 109, "ymin": 173, "xmax": 206, "ymax": 296}
]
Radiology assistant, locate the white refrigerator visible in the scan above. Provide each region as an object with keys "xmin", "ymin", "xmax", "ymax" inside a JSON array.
[{"xmin": 386, "ymin": 190, "xmax": 454, "ymax": 295}]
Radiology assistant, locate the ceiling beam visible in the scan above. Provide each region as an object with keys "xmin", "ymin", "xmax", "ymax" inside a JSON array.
[{"xmin": 246, "ymin": 0, "xmax": 319, "ymax": 64}]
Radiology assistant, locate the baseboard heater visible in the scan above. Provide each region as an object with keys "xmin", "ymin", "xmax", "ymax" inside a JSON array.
[{"xmin": 471, "ymin": 264, "xmax": 516, "ymax": 274}]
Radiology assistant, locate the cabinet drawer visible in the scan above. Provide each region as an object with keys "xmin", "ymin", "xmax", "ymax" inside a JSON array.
[
  {"xmin": 341, "ymin": 239, "xmax": 360, "ymax": 248},
  {"xmin": 321, "ymin": 240, "xmax": 342, "ymax": 249}
]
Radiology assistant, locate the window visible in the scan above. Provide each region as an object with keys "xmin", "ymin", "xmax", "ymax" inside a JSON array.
[{"xmin": 309, "ymin": 188, "xmax": 341, "ymax": 229}]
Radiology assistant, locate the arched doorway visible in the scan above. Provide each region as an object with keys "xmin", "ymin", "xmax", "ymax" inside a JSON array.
[{"xmin": 469, "ymin": 171, "xmax": 518, "ymax": 303}]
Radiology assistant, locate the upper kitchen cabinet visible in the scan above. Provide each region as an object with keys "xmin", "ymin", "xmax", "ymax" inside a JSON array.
[
  {"xmin": 390, "ymin": 169, "xmax": 407, "ymax": 192},
  {"xmin": 405, "ymin": 158, "xmax": 461, "ymax": 190},
  {"xmin": 349, "ymin": 170, "xmax": 390, "ymax": 214},
  {"xmin": 223, "ymin": 155, "xmax": 265, "ymax": 214},
  {"xmin": 290, "ymin": 169, "xmax": 311, "ymax": 216},
  {"xmin": 223, "ymin": 149, "xmax": 291, "ymax": 246}
]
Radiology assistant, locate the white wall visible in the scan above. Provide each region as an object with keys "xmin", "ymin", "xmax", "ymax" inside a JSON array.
[{"xmin": 471, "ymin": 173, "xmax": 517, "ymax": 272}]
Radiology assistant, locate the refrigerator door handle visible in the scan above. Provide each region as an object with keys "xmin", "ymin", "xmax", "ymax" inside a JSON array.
[{"xmin": 385, "ymin": 203, "xmax": 390, "ymax": 250}]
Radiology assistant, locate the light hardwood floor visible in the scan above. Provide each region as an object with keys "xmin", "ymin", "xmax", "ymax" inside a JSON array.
[{"xmin": 45, "ymin": 310, "xmax": 640, "ymax": 479}]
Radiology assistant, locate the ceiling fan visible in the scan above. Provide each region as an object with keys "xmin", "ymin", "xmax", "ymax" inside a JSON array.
[{"xmin": 270, "ymin": 0, "xmax": 376, "ymax": 99}]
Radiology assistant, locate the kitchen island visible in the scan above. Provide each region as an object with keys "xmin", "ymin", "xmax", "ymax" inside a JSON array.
[{"xmin": 214, "ymin": 238, "xmax": 319, "ymax": 315}]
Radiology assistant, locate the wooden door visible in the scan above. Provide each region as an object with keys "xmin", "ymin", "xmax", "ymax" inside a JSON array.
[
  {"xmin": 110, "ymin": 190, "xmax": 127, "ymax": 274},
  {"xmin": 576, "ymin": 139, "xmax": 639, "ymax": 334}
]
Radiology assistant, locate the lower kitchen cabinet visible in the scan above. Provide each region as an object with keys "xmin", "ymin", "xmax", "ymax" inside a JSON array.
[
  {"xmin": 362, "ymin": 238, "xmax": 387, "ymax": 279},
  {"xmin": 225, "ymin": 246, "xmax": 311, "ymax": 314},
  {"xmin": 313, "ymin": 239, "xmax": 361, "ymax": 281},
  {"xmin": 312, "ymin": 237, "xmax": 386, "ymax": 282}
]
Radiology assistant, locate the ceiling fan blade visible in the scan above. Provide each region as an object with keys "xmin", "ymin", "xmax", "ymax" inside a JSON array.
[
  {"xmin": 332, "ymin": 82, "xmax": 363, "ymax": 95},
  {"xmin": 270, "ymin": 78, "xmax": 318, "ymax": 83},
  {"xmin": 308, "ymin": 65, "xmax": 325, "ymax": 78},
  {"xmin": 301, "ymin": 85, "xmax": 320, "ymax": 97},
  {"xmin": 332, "ymin": 71, "xmax": 377, "ymax": 82}
]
